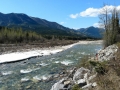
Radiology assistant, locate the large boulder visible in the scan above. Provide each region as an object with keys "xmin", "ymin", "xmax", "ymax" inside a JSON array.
[
  {"xmin": 73, "ymin": 67, "xmax": 90, "ymax": 84},
  {"xmin": 97, "ymin": 44, "xmax": 118, "ymax": 61},
  {"xmin": 73, "ymin": 67, "xmax": 97, "ymax": 89}
]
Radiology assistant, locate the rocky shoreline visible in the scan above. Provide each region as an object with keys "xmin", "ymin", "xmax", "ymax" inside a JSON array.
[
  {"xmin": 51, "ymin": 67, "xmax": 97, "ymax": 90},
  {"xmin": 50, "ymin": 44, "xmax": 118, "ymax": 90}
]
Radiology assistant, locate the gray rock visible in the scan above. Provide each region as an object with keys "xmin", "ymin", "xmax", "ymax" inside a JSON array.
[
  {"xmin": 82, "ymin": 83, "xmax": 92, "ymax": 90},
  {"xmin": 51, "ymin": 78, "xmax": 72, "ymax": 90},
  {"xmin": 97, "ymin": 44, "xmax": 118, "ymax": 61},
  {"xmin": 88, "ymin": 74, "xmax": 97, "ymax": 81},
  {"xmin": 73, "ymin": 67, "xmax": 90, "ymax": 83},
  {"xmin": 54, "ymin": 74, "xmax": 59, "ymax": 78},
  {"xmin": 92, "ymin": 82, "xmax": 97, "ymax": 87},
  {"xmin": 64, "ymin": 80, "xmax": 71, "ymax": 85},
  {"xmin": 68, "ymin": 67, "xmax": 77, "ymax": 78},
  {"xmin": 51, "ymin": 67, "xmax": 97, "ymax": 90},
  {"xmin": 51, "ymin": 79, "xmax": 65, "ymax": 90},
  {"xmin": 77, "ymin": 79, "xmax": 87, "ymax": 87},
  {"xmin": 82, "ymin": 82, "xmax": 97, "ymax": 90}
]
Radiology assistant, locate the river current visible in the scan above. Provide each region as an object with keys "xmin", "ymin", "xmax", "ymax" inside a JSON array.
[{"xmin": 0, "ymin": 42, "xmax": 102, "ymax": 90}]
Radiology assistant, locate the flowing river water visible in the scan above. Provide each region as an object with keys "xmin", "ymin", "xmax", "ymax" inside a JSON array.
[{"xmin": 0, "ymin": 42, "xmax": 102, "ymax": 90}]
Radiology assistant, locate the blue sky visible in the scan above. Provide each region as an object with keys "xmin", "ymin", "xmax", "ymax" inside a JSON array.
[{"xmin": 0, "ymin": 0, "xmax": 120, "ymax": 29}]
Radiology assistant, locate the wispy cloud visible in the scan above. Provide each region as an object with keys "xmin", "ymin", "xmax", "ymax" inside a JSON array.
[
  {"xmin": 60, "ymin": 22, "xmax": 66, "ymax": 25},
  {"xmin": 80, "ymin": 8, "xmax": 100, "ymax": 17},
  {"xmin": 69, "ymin": 14, "xmax": 79, "ymax": 19},
  {"xmin": 93, "ymin": 23, "xmax": 100, "ymax": 27},
  {"xmin": 93, "ymin": 23, "xmax": 104, "ymax": 28},
  {"xmin": 72, "ymin": 27, "xmax": 79, "ymax": 30},
  {"xmin": 70, "ymin": 5, "xmax": 120, "ymax": 18}
]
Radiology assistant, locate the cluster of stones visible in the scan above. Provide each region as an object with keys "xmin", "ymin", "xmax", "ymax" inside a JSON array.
[
  {"xmin": 51, "ymin": 44, "xmax": 119, "ymax": 90},
  {"xmin": 51, "ymin": 67, "xmax": 97, "ymax": 90}
]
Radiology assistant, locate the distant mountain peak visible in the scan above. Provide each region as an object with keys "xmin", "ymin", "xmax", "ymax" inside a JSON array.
[{"xmin": 77, "ymin": 26, "xmax": 105, "ymax": 38}]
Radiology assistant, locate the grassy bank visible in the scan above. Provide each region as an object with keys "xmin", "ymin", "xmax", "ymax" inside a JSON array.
[{"xmin": 92, "ymin": 43, "xmax": 120, "ymax": 90}]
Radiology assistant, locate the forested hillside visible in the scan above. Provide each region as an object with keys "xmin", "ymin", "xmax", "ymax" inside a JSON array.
[
  {"xmin": 0, "ymin": 26, "xmax": 94, "ymax": 44},
  {"xmin": 0, "ymin": 26, "xmax": 42, "ymax": 43},
  {"xmin": 0, "ymin": 13, "xmax": 103, "ymax": 40}
]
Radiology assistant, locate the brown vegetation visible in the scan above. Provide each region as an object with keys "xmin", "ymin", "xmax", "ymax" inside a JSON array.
[
  {"xmin": 0, "ymin": 40, "xmax": 78, "ymax": 54},
  {"xmin": 74, "ymin": 42, "xmax": 120, "ymax": 90},
  {"xmin": 89, "ymin": 43, "xmax": 120, "ymax": 90}
]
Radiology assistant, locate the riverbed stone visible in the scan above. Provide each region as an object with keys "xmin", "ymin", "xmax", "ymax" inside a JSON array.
[
  {"xmin": 68, "ymin": 67, "xmax": 77, "ymax": 78},
  {"xmin": 51, "ymin": 78, "xmax": 72, "ymax": 90},
  {"xmin": 92, "ymin": 82, "xmax": 97, "ymax": 87},
  {"xmin": 54, "ymin": 74, "xmax": 59, "ymax": 78},
  {"xmin": 64, "ymin": 80, "xmax": 71, "ymax": 85},
  {"xmin": 73, "ymin": 67, "xmax": 90, "ymax": 83},
  {"xmin": 82, "ymin": 83, "xmax": 92, "ymax": 90},
  {"xmin": 51, "ymin": 67, "xmax": 98, "ymax": 90},
  {"xmin": 50, "ymin": 78, "xmax": 65, "ymax": 90},
  {"xmin": 26, "ymin": 85, "xmax": 31, "ymax": 89}
]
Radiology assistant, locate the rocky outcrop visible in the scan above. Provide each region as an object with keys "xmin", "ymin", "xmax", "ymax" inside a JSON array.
[
  {"xmin": 51, "ymin": 67, "xmax": 97, "ymax": 90},
  {"xmin": 97, "ymin": 44, "xmax": 118, "ymax": 61}
]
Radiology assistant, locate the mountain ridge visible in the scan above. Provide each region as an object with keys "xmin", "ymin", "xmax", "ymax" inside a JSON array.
[
  {"xmin": 0, "ymin": 12, "xmax": 71, "ymax": 30},
  {"xmin": 77, "ymin": 26, "xmax": 105, "ymax": 38},
  {"xmin": 0, "ymin": 12, "xmax": 103, "ymax": 39}
]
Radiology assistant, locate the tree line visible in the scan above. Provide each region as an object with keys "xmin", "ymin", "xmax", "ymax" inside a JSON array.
[
  {"xmin": 99, "ymin": 5, "xmax": 120, "ymax": 47},
  {"xmin": 0, "ymin": 26, "xmax": 99, "ymax": 44},
  {"xmin": 0, "ymin": 26, "xmax": 42, "ymax": 43}
]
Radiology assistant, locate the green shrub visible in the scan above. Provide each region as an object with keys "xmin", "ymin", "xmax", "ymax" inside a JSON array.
[
  {"xmin": 72, "ymin": 84, "xmax": 82, "ymax": 90},
  {"xmin": 89, "ymin": 61, "xmax": 108, "ymax": 75}
]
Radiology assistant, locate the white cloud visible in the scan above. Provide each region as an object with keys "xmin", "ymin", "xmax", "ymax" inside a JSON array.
[
  {"xmin": 72, "ymin": 27, "xmax": 79, "ymax": 30},
  {"xmin": 99, "ymin": 5, "xmax": 115, "ymax": 14},
  {"xmin": 60, "ymin": 22, "xmax": 66, "ymax": 25},
  {"xmin": 93, "ymin": 23, "xmax": 104, "ymax": 28},
  {"xmin": 70, "ymin": 5, "xmax": 120, "ymax": 18},
  {"xmin": 69, "ymin": 14, "xmax": 79, "ymax": 19},
  {"xmin": 93, "ymin": 23, "xmax": 100, "ymax": 27},
  {"xmin": 117, "ymin": 6, "xmax": 120, "ymax": 10},
  {"xmin": 80, "ymin": 8, "xmax": 100, "ymax": 17}
]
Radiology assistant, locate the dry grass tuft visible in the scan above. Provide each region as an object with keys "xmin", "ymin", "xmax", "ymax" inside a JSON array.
[
  {"xmin": 76, "ymin": 43, "xmax": 120, "ymax": 90},
  {"xmin": 91, "ymin": 42, "xmax": 120, "ymax": 90}
]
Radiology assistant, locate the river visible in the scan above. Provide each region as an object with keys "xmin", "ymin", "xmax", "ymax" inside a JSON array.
[{"xmin": 0, "ymin": 42, "xmax": 102, "ymax": 90}]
